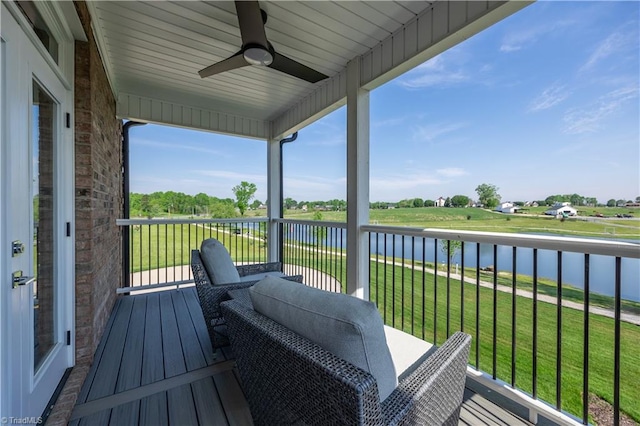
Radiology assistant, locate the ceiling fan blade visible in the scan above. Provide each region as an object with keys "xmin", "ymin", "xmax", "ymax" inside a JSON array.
[
  {"xmin": 269, "ymin": 52, "xmax": 328, "ymax": 83},
  {"xmin": 235, "ymin": 1, "xmax": 269, "ymax": 48},
  {"xmin": 198, "ymin": 51, "xmax": 248, "ymax": 78}
]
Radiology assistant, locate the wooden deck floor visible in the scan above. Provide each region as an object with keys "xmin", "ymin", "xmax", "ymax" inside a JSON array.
[{"xmin": 70, "ymin": 288, "xmax": 543, "ymax": 425}]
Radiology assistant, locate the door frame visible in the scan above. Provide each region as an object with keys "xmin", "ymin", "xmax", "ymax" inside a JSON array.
[{"xmin": 0, "ymin": 1, "xmax": 80, "ymax": 419}]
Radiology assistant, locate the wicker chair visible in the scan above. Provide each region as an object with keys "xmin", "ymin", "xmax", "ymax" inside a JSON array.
[
  {"xmin": 221, "ymin": 298, "xmax": 472, "ymax": 426},
  {"xmin": 191, "ymin": 249, "xmax": 303, "ymax": 347}
]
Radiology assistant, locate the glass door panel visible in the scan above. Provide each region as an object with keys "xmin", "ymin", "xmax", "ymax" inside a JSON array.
[{"xmin": 32, "ymin": 80, "xmax": 56, "ymax": 372}]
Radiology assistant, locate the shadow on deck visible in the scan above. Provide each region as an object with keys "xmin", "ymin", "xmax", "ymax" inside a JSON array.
[{"xmin": 70, "ymin": 288, "xmax": 544, "ymax": 425}]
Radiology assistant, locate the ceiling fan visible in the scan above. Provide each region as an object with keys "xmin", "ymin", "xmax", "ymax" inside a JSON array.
[{"xmin": 198, "ymin": 1, "xmax": 329, "ymax": 84}]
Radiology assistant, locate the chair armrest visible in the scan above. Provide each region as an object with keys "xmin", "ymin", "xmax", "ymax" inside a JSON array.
[
  {"xmin": 236, "ymin": 262, "xmax": 282, "ymax": 276},
  {"xmin": 382, "ymin": 331, "xmax": 471, "ymax": 426},
  {"xmin": 221, "ymin": 299, "xmax": 385, "ymax": 425}
]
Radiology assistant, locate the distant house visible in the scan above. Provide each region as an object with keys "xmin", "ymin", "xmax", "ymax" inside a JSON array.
[
  {"xmin": 545, "ymin": 203, "xmax": 577, "ymax": 217},
  {"xmin": 496, "ymin": 202, "xmax": 520, "ymax": 214},
  {"xmin": 524, "ymin": 201, "xmax": 539, "ymax": 207},
  {"xmin": 435, "ymin": 197, "xmax": 446, "ymax": 207}
]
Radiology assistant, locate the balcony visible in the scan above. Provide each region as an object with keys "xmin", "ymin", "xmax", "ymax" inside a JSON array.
[
  {"xmin": 69, "ymin": 287, "xmax": 547, "ymax": 426},
  {"xmin": 70, "ymin": 217, "xmax": 639, "ymax": 425}
]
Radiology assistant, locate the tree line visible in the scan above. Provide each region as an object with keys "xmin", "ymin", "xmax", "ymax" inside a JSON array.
[
  {"xmin": 130, "ymin": 191, "xmax": 238, "ymax": 218},
  {"xmin": 130, "ymin": 184, "xmax": 640, "ymax": 219}
]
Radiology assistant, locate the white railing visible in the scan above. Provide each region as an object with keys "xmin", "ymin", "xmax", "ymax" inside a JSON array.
[{"xmin": 116, "ymin": 217, "xmax": 269, "ymax": 294}]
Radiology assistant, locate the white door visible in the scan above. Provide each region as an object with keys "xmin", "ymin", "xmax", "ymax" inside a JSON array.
[{"xmin": 1, "ymin": 3, "xmax": 74, "ymax": 420}]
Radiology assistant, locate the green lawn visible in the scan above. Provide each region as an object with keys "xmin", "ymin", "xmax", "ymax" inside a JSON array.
[{"xmin": 284, "ymin": 207, "xmax": 640, "ymax": 239}]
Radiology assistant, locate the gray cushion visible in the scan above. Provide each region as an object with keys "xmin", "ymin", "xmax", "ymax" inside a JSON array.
[
  {"xmin": 200, "ymin": 239, "xmax": 240, "ymax": 285},
  {"xmin": 249, "ymin": 276, "xmax": 397, "ymax": 401},
  {"xmin": 239, "ymin": 271, "xmax": 286, "ymax": 282},
  {"xmin": 383, "ymin": 325, "xmax": 436, "ymax": 382}
]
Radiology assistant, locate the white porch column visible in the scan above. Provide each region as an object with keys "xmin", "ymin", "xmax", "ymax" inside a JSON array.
[
  {"xmin": 346, "ymin": 59, "xmax": 370, "ymax": 299},
  {"xmin": 266, "ymin": 138, "xmax": 281, "ymax": 263}
]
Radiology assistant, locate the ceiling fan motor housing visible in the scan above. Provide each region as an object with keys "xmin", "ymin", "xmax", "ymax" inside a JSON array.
[{"xmin": 242, "ymin": 43, "xmax": 274, "ymax": 66}]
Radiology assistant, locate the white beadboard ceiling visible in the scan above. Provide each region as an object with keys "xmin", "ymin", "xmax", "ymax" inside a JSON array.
[{"xmin": 88, "ymin": 1, "xmax": 530, "ymax": 140}]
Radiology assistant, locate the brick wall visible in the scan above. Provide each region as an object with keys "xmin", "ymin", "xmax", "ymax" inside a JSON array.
[{"xmin": 47, "ymin": 1, "xmax": 123, "ymax": 423}]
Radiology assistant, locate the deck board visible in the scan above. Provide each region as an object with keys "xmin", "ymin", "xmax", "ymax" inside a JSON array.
[
  {"xmin": 172, "ymin": 290, "xmax": 207, "ymax": 371},
  {"xmin": 191, "ymin": 377, "xmax": 229, "ymax": 426},
  {"xmin": 159, "ymin": 292, "xmax": 187, "ymax": 378},
  {"xmin": 72, "ymin": 288, "xmax": 543, "ymax": 426},
  {"xmin": 139, "ymin": 293, "xmax": 166, "ymax": 426},
  {"xmin": 110, "ymin": 296, "xmax": 146, "ymax": 424}
]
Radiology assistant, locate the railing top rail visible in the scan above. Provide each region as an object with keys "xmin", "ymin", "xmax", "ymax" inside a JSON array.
[
  {"xmin": 275, "ymin": 218, "xmax": 348, "ymax": 229},
  {"xmin": 116, "ymin": 217, "xmax": 268, "ymax": 226},
  {"xmin": 362, "ymin": 225, "xmax": 640, "ymax": 259}
]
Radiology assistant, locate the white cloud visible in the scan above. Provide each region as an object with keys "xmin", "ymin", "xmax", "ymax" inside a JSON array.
[
  {"xmin": 370, "ymin": 173, "xmax": 445, "ymax": 200},
  {"xmin": 305, "ymin": 135, "xmax": 345, "ymax": 147},
  {"xmin": 283, "ymin": 175, "xmax": 345, "ymax": 200},
  {"xmin": 436, "ymin": 168, "xmax": 468, "ymax": 178},
  {"xmin": 372, "ymin": 117, "xmax": 406, "ymax": 128},
  {"xmin": 411, "ymin": 122, "xmax": 467, "ymax": 143},
  {"xmin": 500, "ymin": 19, "xmax": 573, "ymax": 53},
  {"xmin": 580, "ymin": 28, "xmax": 636, "ymax": 72},
  {"xmin": 197, "ymin": 169, "xmax": 267, "ymax": 183},
  {"xmin": 133, "ymin": 138, "xmax": 226, "ymax": 157},
  {"xmin": 563, "ymin": 86, "xmax": 639, "ymax": 134},
  {"xmin": 398, "ymin": 52, "xmax": 469, "ymax": 89},
  {"xmin": 528, "ymin": 84, "xmax": 570, "ymax": 112}
]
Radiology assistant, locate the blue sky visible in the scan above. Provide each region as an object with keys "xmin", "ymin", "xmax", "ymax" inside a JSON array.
[{"xmin": 130, "ymin": 1, "xmax": 639, "ymax": 204}]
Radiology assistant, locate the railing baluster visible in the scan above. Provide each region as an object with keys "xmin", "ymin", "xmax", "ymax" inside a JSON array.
[
  {"xmin": 340, "ymin": 228, "xmax": 346, "ymax": 293},
  {"xmin": 493, "ymin": 244, "xmax": 498, "ymax": 380},
  {"xmin": 512, "ymin": 246, "xmax": 517, "ymax": 387},
  {"xmin": 583, "ymin": 253, "xmax": 590, "ymax": 425},
  {"xmin": 369, "ymin": 233, "xmax": 373, "ymax": 301},
  {"xmin": 614, "ymin": 256, "xmax": 621, "ymax": 426},
  {"xmin": 557, "ymin": 251, "xmax": 562, "ymax": 410},
  {"xmin": 306, "ymin": 224, "xmax": 310, "ymax": 285},
  {"xmin": 476, "ymin": 242, "xmax": 480, "ymax": 370},
  {"xmin": 316, "ymin": 225, "xmax": 320, "ymax": 290},
  {"xmin": 180, "ymin": 223, "xmax": 184, "ymax": 281},
  {"xmin": 129, "ymin": 225, "xmax": 134, "ymax": 287},
  {"xmin": 411, "ymin": 236, "xmax": 415, "ymax": 335},
  {"xmin": 533, "ymin": 248, "xmax": 538, "ymax": 399},
  {"xmin": 392, "ymin": 234, "xmax": 396, "ymax": 328},
  {"xmin": 461, "ymin": 242, "xmax": 465, "ymax": 333},
  {"xmin": 375, "ymin": 233, "xmax": 379, "ymax": 306},
  {"xmin": 446, "ymin": 239, "xmax": 451, "ymax": 338},
  {"xmin": 422, "ymin": 237, "xmax": 426, "ymax": 341},
  {"xmin": 401, "ymin": 235, "xmax": 405, "ymax": 331},
  {"xmin": 148, "ymin": 224, "xmax": 151, "ymax": 285},
  {"xmin": 383, "ymin": 233, "xmax": 388, "ymax": 323},
  {"xmin": 434, "ymin": 238, "xmax": 438, "ymax": 345}
]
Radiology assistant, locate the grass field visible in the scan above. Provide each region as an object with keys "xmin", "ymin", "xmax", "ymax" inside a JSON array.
[{"xmin": 282, "ymin": 207, "xmax": 640, "ymax": 239}]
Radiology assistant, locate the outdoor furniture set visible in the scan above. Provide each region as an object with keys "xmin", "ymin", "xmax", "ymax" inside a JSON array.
[{"xmin": 192, "ymin": 238, "xmax": 472, "ymax": 425}]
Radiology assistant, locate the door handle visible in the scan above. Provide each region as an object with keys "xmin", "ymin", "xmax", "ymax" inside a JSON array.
[{"xmin": 12, "ymin": 271, "xmax": 35, "ymax": 289}]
